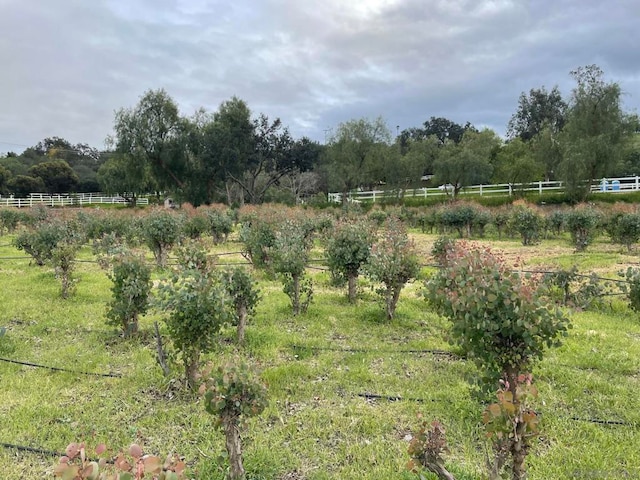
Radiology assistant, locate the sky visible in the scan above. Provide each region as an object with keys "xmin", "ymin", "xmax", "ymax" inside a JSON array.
[{"xmin": 1, "ymin": 0, "xmax": 639, "ymax": 154}]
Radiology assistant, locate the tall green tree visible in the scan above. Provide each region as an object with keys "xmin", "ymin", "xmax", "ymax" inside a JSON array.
[
  {"xmin": 492, "ymin": 138, "xmax": 544, "ymax": 189},
  {"xmin": 559, "ymin": 65, "xmax": 631, "ymax": 201},
  {"xmin": 28, "ymin": 160, "xmax": 79, "ymax": 194},
  {"xmin": 323, "ymin": 117, "xmax": 392, "ymax": 203},
  {"xmin": 97, "ymin": 154, "xmax": 156, "ymax": 206},
  {"xmin": 112, "ymin": 89, "xmax": 188, "ymax": 195},
  {"xmin": 507, "ymin": 86, "xmax": 567, "ymax": 141},
  {"xmin": 433, "ymin": 129, "xmax": 500, "ymax": 196}
]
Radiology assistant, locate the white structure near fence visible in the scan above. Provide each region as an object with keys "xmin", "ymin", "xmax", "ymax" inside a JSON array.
[
  {"xmin": 328, "ymin": 176, "xmax": 640, "ymax": 203},
  {"xmin": 0, "ymin": 192, "xmax": 149, "ymax": 208}
]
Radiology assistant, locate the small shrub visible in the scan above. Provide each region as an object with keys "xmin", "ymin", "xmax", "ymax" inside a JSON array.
[
  {"xmin": 619, "ymin": 267, "xmax": 640, "ymax": 314},
  {"xmin": 271, "ymin": 219, "xmax": 314, "ymax": 315},
  {"xmin": 200, "ymin": 359, "xmax": 268, "ymax": 480},
  {"xmin": 508, "ymin": 204, "xmax": 543, "ymax": 246},
  {"xmin": 546, "ymin": 210, "xmax": 567, "ymax": 237},
  {"xmin": 607, "ymin": 211, "xmax": 640, "ymax": 251},
  {"xmin": 206, "ymin": 207, "xmax": 234, "ymax": 244},
  {"xmin": 223, "ymin": 267, "xmax": 261, "ymax": 344},
  {"xmin": 325, "ymin": 219, "xmax": 375, "ymax": 303},
  {"xmin": 182, "ymin": 212, "xmax": 209, "ymax": 239},
  {"xmin": 156, "ymin": 248, "xmax": 230, "ymax": 388},
  {"xmin": 364, "ymin": 217, "xmax": 420, "ymax": 320},
  {"xmin": 105, "ymin": 252, "xmax": 152, "ymax": 337},
  {"xmin": 565, "ymin": 205, "xmax": 601, "ymax": 252},
  {"xmin": 425, "ymin": 244, "xmax": 569, "ymax": 387},
  {"xmin": 142, "ymin": 210, "xmax": 183, "ymax": 267}
]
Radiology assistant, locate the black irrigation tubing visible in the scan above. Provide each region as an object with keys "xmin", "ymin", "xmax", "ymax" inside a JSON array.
[
  {"xmin": 355, "ymin": 392, "xmax": 638, "ymax": 427},
  {"xmin": 0, "ymin": 357, "xmax": 122, "ymax": 378},
  {"xmin": 289, "ymin": 344, "xmax": 463, "ymax": 359},
  {"xmin": 0, "ymin": 442, "xmax": 65, "ymax": 458}
]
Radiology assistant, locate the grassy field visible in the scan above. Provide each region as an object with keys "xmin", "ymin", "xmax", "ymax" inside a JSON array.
[{"xmin": 0, "ymin": 226, "xmax": 639, "ymax": 479}]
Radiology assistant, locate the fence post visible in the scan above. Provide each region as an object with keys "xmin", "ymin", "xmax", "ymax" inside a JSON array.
[
  {"xmin": 373, "ymin": 190, "xmax": 376, "ymax": 202},
  {"xmin": 480, "ymin": 185, "xmax": 483, "ymax": 196}
]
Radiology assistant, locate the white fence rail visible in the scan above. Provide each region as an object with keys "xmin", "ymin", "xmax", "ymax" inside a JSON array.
[
  {"xmin": 0, "ymin": 193, "xmax": 149, "ymax": 208},
  {"xmin": 328, "ymin": 176, "xmax": 640, "ymax": 203}
]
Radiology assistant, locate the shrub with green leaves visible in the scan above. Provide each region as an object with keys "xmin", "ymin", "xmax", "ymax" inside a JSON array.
[
  {"xmin": 223, "ymin": 267, "xmax": 261, "ymax": 344},
  {"xmin": 182, "ymin": 212, "xmax": 209, "ymax": 240},
  {"xmin": 200, "ymin": 359, "xmax": 268, "ymax": 480},
  {"xmin": 142, "ymin": 209, "xmax": 183, "ymax": 267},
  {"xmin": 206, "ymin": 207, "xmax": 234, "ymax": 244},
  {"xmin": 156, "ymin": 253, "xmax": 230, "ymax": 389},
  {"xmin": 14, "ymin": 222, "xmax": 68, "ymax": 266},
  {"xmin": 566, "ymin": 205, "xmax": 601, "ymax": 252},
  {"xmin": 239, "ymin": 217, "xmax": 276, "ymax": 270},
  {"xmin": 325, "ymin": 219, "xmax": 375, "ymax": 303},
  {"xmin": 425, "ymin": 243, "xmax": 569, "ymax": 386},
  {"xmin": 546, "ymin": 210, "xmax": 567, "ymax": 237},
  {"xmin": 619, "ymin": 266, "xmax": 640, "ymax": 314},
  {"xmin": 363, "ymin": 217, "xmax": 420, "ymax": 320},
  {"xmin": 271, "ymin": 219, "xmax": 314, "ymax": 315},
  {"xmin": 607, "ymin": 211, "xmax": 640, "ymax": 251},
  {"xmin": 436, "ymin": 203, "xmax": 478, "ymax": 238},
  {"xmin": 0, "ymin": 208, "xmax": 23, "ymax": 234},
  {"xmin": 508, "ymin": 205, "xmax": 543, "ymax": 246},
  {"xmin": 105, "ymin": 252, "xmax": 152, "ymax": 337}
]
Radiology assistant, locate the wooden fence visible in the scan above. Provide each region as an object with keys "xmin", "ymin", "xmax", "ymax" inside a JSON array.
[
  {"xmin": 328, "ymin": 176, "xmax": 640, "ymax": 203},
  {"xmin": 0, "ymin": 193, "xmax": 149, "ymax": 208}
]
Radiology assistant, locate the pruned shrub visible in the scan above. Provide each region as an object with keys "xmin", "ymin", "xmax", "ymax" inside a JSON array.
[
  {"xmin": 200, "ymin": 359, "xmax": 268, "ymax": 480},
  {"xmin": 271, "ymin": 219, "xmax": 314, "ymax": 315},
  {"xmin": 565, "ymin": 205, "xmax": 601, "ymax": 252},
  {"xmin": 364, "ymin": 217, "xmax": 420, "ymax": 320},
  {"xmin": 508, "ymin": 204, "xmax": 543, "ymax": 246},
  {"xmin": 157, "ymin": 242, "xmax": 230, "ymax": 389},
  {"xmin": 425, "ymin": 244, "xmax": 569, "ymax": 386},
  {"xmin": 206, "ymin": 206, "xmax": 234, "ymax": 244},
  {"xmin": 223, "ymin": 267, "xmax": 261, "ymax": 344},
  {"xmin": 105, "ymin": 251, "xmax": 152, "ymax": 337},
  {"xmin": 325, "ymin": 218, "xmax": 375, "ymax": 303},
  {"xmin": 142, "ymin": 209, "xmax": 183, "ymax": 267},
  {"xmin": 607, "ymin": 211, "xmax": 640, "ymax": 251}
]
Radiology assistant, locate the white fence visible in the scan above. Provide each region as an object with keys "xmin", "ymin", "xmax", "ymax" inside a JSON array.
[
  {"xmin": 0, "ymin": 193, "xmax": 149, "ymax": 208},
  {"xmin": 328, "ymin": 176, "xmax": 640, "ymax": 203}
]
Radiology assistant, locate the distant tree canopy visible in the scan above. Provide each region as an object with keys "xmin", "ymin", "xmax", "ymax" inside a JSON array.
[{"xmin": 2, "ymin": 64, "xmax": 636, "ymax": 203}]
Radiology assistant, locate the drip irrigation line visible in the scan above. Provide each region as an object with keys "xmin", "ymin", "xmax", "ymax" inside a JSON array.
[
  {"xmin": 0, "ymin": 357, "xmax": 122, "ymax": 378},
  {"xmin": 289, "ymin": 344, "xmax": 462, "ymax": 359},
  {"xmin": 568, "ymin": 416, "xmax": 635, "ymax": 426},
  {"xmin": 0, "ymin": 442, "xmax": 65, "ymax": 458},
  {"xmin": 358, "ymin": 392, "xmax": 431, "ymax": 403},
  {"xmin": 356, "ymin": 391, "xmax": 637, "ymax": 427},
  {"xmin": 215, "ymin": 251, "xmax": 245, "ymax": 256}
]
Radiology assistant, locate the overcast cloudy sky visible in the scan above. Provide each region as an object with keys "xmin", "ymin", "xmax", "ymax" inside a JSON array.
[{"xmin": 1, "ymin": 0, "xmax": 638, "ymax": 154}]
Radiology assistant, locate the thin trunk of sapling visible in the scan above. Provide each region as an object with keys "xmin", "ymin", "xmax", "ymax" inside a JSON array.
[
  {"xmin": 224, "ymin": 416, "xmax": 245, "ymax": 479},
  {"xmin": 347, "ymin": 271, "xmax": 357, "ymax": 303},
  {"xmin": 236, "ymin": 303, "xmax": 248, "ymax": 344},
  {"xmin": 292, "ymin": 273, "xmax": 300, "ymax": 315}
]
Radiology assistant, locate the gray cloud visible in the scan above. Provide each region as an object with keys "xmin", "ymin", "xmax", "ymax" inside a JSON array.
[{"xmin": 1, "ymin": 0, "xmax": 638, "ymax": 154}]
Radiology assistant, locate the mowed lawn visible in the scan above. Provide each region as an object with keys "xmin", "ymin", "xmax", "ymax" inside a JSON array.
[{"xmin": 0, "ymin": 227, "xmax": 639, "ymax": 479}]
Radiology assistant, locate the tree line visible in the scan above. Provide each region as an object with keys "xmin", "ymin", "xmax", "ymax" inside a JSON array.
[{"xmin": 1, "ymin": 64, "xmax": 638, "ymax": 204}]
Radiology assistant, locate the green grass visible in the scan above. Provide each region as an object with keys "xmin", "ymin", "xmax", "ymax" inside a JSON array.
[{"xmin": 1, "ymin": 233, "xmax": 640, "ymax": 479}]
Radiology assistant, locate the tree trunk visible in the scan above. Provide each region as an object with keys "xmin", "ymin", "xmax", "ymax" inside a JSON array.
[
  {"xmin": 504, "ymin": 368, "xmax": 529, "ymax": 480},
  {"xmin": 347, "ymin": 272, "xmax": 357, "ymax": 303},
  {"xmin": 386, "ymin": 284, "xmax": 402, "ymax": 320},
  {"xmin": 185, "ymin": 349, "xmax": 200, "ymax": 390},
  {"xmin": 237, "ymin": 303, "xmax": 248, "ymax": 344},
  {"xmin": 223, "ymin": 417, "xmax": 245, "ymax": 480},
  {"xmin": 292, "ymin": 274, "xmax": 300, "ymax": 316},
  {"xmin": 125, "ymin": 312, "xmax": 139, "ymax": 337},
  {"xmin": 422, "ymin": 458, "xmax": 456, "ymax": 480}
]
